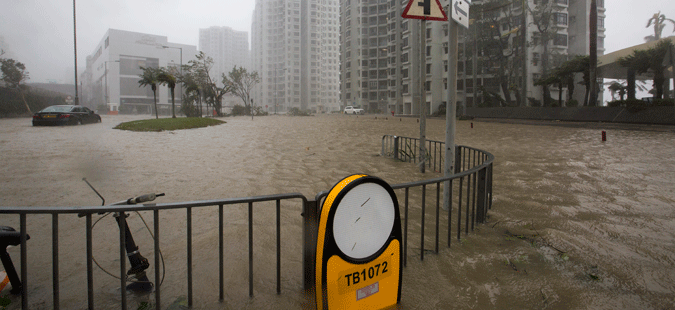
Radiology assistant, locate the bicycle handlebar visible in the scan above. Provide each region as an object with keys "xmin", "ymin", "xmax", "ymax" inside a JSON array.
[
  {"xmin": 127, "ymin": 193, "xmax": 165, "ymax": 204},
  {"xmin": 77, "ymin": 193, "xmax": 165, "ymax": 217}
]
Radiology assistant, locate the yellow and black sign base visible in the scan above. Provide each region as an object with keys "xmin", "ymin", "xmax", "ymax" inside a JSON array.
[{"xmin": 316, "ymin": 174, "xmax": 402, "ymax": 310}]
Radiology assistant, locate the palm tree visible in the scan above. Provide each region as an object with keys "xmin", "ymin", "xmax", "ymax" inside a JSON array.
[
  {"xmin": 645, "ymin": 12, "xmax": 675, "ymax": 42},
  {"xmin": 157, "ymin": 68, "xmax": 177, "ymax": 118},
  {"xmin": 618, "ymin": 40, "xmax": 673, "ymax": 99},
  {"xmin": 138, "ymin": 66, "xmax": 160, "ymax": 119}
]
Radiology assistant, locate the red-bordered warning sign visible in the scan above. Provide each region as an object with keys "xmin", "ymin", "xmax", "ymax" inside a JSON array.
[{"xmin": 402, "ymin": 0, "xmax": 447, "ymax": 21}]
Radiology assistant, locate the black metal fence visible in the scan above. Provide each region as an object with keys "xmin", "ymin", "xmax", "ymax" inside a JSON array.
[{"xmin": 0, "ymin": 136, "xmax": 493, "ymax": 310}]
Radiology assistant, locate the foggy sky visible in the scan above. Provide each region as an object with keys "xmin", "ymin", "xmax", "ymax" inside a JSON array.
[{"xmin": 0, "ymin": 0, "xmax": 673, "ymax": 85}]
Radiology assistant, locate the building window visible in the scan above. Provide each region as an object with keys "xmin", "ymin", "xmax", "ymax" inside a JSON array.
[
  {"xmin": 554, "ymin": 34, "xmax": 567, "ymax": 46},
  {"xmin": 554, "ymin": 13, "xmax": 567, "ymax": 26}
]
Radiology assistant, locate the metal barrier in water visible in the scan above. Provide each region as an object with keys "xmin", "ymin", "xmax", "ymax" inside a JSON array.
[{"xmin": 0, "ymin": 136, "xmax": 493, "ymax": 310}]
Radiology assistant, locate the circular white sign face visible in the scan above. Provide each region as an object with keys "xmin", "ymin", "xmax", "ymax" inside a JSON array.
[{"xmin": 332, "ymin": 182, "xmax": 395, "ymax": 260}]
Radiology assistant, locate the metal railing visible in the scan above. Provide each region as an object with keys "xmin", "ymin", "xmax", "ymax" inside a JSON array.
[
  {"xmin": 0, "ymin": 136, "xmax": 493, "ymax": 310},
  {"xmin": 376, "ymin": 136, "xmax": 493, "ymax": 264}
]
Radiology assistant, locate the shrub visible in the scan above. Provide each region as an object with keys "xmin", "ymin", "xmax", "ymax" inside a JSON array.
[
  {"xmin": 652, "ymin": 98, "xmax": 674, "ymax": 107},
  {"xmin": 288, "ymin": 107, "xmax": 311, "ymax": 116},
  {"xmin": 432, "ymin": 103, "xmax": 446, "ymax": 117},
  {"xmin": 566, "ymin": 99, "xmax": 579, "ymax": 107},
  {"xmin": 251, "ymin": 106, "xmax": 268, "ymax": 116},
  {"xmin": 230, "ymin": 105, "xmax": 249, "ymax": 116},
  {"xmin": 625, "ymin": 99, "xmax": 647, "ymax": 113},
  {"xmin": 527, "ymin": 97, "xmax": 541, "ymax": 107},
  {"xmin": 180, "ymin": 96, "xmax": 201, "ymax": 117}
]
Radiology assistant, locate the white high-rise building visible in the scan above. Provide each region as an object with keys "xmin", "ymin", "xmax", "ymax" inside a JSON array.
[
  {"xmin": 251, "ymin": 0, "xmax": 341, "ymax": 113},
  {"xmin": 199, "ymin": 26, "xmax": 250, "ymax": 81},
  {"xmin": 340, "ymin": 0, "xmax": 606, "ymax": 114}
]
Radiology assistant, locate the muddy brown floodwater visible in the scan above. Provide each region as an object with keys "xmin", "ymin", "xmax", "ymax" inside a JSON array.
[{"xmin": 0, "ymin": 114, "xmax": 674, "ymax": 309}]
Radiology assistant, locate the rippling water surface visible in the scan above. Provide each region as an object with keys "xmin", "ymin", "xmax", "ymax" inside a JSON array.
[{"xmin": 0, "ymin": 115, "xmax": 674, "ymax": 309}]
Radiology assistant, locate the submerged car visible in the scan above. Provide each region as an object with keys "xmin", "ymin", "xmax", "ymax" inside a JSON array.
[{"xmin": 32, "ymin": 105, "xmax": 101, "ymax": 126}]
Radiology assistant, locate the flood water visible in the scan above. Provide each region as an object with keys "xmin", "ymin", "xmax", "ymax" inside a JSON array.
[{"xmin": 0, "ymin": 114, "xmax": 674, "ymax": 309}]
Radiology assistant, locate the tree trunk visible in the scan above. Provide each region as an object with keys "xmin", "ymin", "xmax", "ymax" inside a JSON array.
[
  {"xmin": 542, "ymin": 44, "xmax": 551, "ymax": 107},
  {"xmin": 153, "ymin": 89, "xmax": 158, "ymax": 119},
  {"xmin": 500, "ymin": 77, "xmax": 512, "ymax": 106},
  {"xmin": 18, "ymin": 88, "xmax": 32, "ymax": 114},
  {"xmin": 171, "ymin": 87, "xmax": 176, "ymax": 118},
  {"xmin": 566, "ymin": 75, "xmax": 575, "ymax": 103},
  {"xmin": 558, "ymin": 82, "xmax": 563, "ymax": 106},
  {"xmin": 627, "ymin": 68, "xmax": 636, "ymax": 100},
  {"xmin": 654, "ymin": 70, "xmax": 665, "ymax": 99},
  {"xmin": 589, "ymin": 0, "xmax": 598, "ymax": 106}
]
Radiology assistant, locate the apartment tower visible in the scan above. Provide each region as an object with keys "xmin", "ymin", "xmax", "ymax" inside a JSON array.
[
  {"xmin": 252, "ymin": 0, "xmax": 341, "ymax": 113},
  {"xmin": 340, "ymin": 0, "xmax": 606, "ymax": 114}
]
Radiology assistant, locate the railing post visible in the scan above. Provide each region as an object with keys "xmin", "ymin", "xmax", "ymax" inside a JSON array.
[
  {"xmin": 454, "ymin": 145, "xmax": 462, "ymax": 174},
  {"xmin": 303, "ymin": 200, "xmax": 318, "ymax": 291},
  {"xmin": 394, "ymin": 136, "xmax": 400, "ymax": 161},
  {"xmin": 476, "ymin": 168, "xmax": 487, "ymax": 223}
]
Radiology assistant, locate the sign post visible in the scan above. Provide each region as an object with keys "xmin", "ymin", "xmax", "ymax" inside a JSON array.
[
  {"xmin": 403, "ymin": 0, "xmax": 447, "ymax": 173},
  {"xmin": 445, "ymin": 0, "xmax": 469, "ymax": 211},
  {"xmin": 315, "ymin": 175, "xmax": 402, "ymax": 310}
]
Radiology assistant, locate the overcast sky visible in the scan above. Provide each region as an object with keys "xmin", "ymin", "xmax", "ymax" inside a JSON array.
[{"xmin": 0, "ymin": 0, "xmax": 673, "ymax": 84}]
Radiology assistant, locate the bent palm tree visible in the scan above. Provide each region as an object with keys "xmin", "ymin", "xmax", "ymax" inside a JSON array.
[
  {"xmin": 138, "ymin": 67, "xmax": 160, "ymax": 119},
  {"xmin": 645, "ymin": 12, "xmax": 675, "ymax": 42},
  {"xmin": 157, "ymin": 68, "xmax": 177, "ymax": 118}
]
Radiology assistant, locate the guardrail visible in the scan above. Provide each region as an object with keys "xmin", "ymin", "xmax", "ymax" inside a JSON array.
[
  {"xmin": 0, "ymin": 137, "xmax": 493, "ymax": 310},
  {"xmin": 379, "ymin": 136, "xmax": 493, "ymax": 263}
]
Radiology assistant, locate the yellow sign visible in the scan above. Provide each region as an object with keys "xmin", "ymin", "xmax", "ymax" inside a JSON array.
[{"xmin": 316, "ymin": 174, "xmax": 402, "ymax": 310}]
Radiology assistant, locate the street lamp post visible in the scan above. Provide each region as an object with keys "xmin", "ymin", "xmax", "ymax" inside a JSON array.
[{"xmin": 104, "ymin": 60, "xmax": 120, "ymax": 111}]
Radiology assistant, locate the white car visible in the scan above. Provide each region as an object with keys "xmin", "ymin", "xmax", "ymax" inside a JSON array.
[{"xmin": 343, "ymin": 106, "xmax": 364, "ymax": 115}]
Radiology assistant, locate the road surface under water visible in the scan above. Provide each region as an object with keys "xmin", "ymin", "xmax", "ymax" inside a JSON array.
[{"xmin": 0, "ymin": 114, "xmax": 674, "ymax": 309}]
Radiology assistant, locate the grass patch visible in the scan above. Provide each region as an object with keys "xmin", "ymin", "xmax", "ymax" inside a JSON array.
[{"xmin": 114, "ymin": 117, "xmax": 225, "ymax": 132}]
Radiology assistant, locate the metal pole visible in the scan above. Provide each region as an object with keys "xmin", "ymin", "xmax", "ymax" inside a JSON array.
[
  {"xmin": 419, "ymin": 20, "xmax": 427, "ymax": 174},
  {"xmin": 521, "ymin": 0, "xmax": 527, "ymax": 106},
  {"xmin": 275, "ymin": 65, "xmax": 277, "ymax": 115},
  {"xmin": 73, "ymin": 0, "xmax": 79, "ymax": 105},
  {"xmin": 463, "ymin": 27, "xmax": 467, "ymax": 115},
  {"xmin": 472, "ymin": 20, "xmax": 478, "ymax": 107},
  {"xmin": 179, "ymin": 47, "xmax": 182, "ymax": 116},
  {"xmin": 444, "ymin": 19, "xmax": 459, "ymax": 211}
]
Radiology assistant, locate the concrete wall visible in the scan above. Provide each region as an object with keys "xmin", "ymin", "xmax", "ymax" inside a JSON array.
[{"xmin": 465, "ymin": 107, "xmax": 675, "ymax": 125}]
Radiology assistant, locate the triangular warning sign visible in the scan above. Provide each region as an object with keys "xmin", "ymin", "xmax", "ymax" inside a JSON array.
[{"xmin": 402, "ymin": 0, "xmax": 448, "ymax": 21}]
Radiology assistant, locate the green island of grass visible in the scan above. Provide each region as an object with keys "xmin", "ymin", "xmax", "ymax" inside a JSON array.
[{"xmin": 114, "ymin": 117, "xmax": 226, "ymax": 132}]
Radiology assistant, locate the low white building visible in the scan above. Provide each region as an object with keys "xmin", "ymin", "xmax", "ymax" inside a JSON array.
[{"xmin": 81, "ymin": 29, "xmax": 197, "ymax": 115}]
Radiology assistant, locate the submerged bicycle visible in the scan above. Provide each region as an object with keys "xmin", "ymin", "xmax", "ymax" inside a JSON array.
[{"xmin": 79, "ymin": 178, "xmax": 165, "ymax": 292}]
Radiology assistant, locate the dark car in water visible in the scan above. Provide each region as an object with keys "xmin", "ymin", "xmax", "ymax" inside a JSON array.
[{"xmin": 32, "ymin": 105, "xmax": 102, "ymax": 126}]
